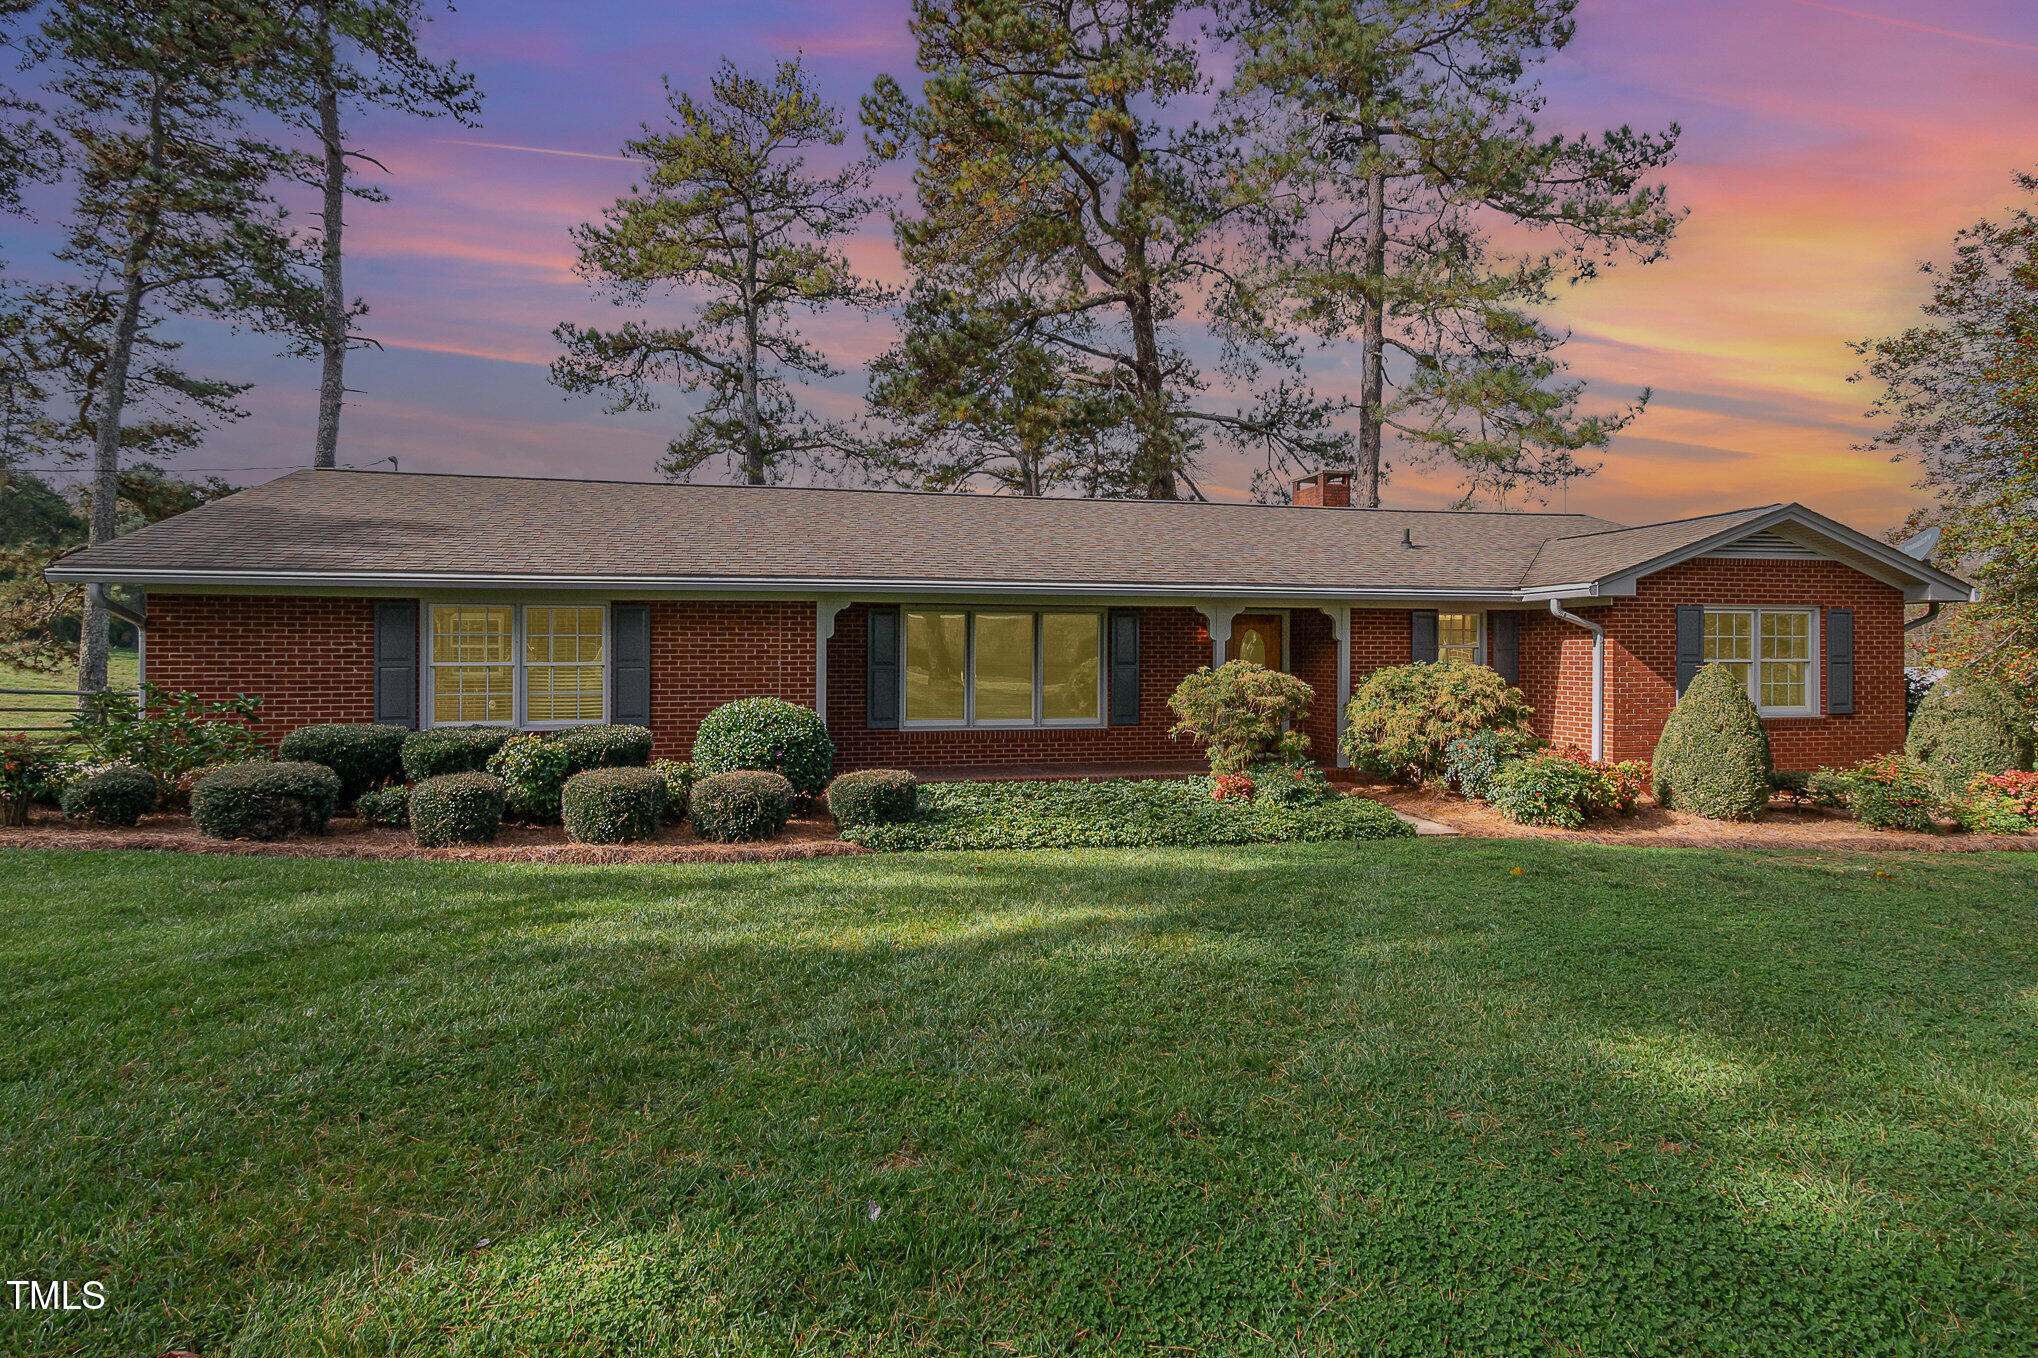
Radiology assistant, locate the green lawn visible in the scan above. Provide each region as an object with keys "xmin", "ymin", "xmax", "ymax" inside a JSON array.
[
  {"xmin": 0, "ymin": 649, "xmax": 138, "ymax": 734},
  {"xmin": 4, "ymin": 841, "xmax": 2036, "ymax": 1355}
]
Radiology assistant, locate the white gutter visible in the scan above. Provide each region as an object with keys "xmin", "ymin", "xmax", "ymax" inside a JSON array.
[{"xmin": 1547, "ymin": 599, "xmax": 1605, "ymax": 761}]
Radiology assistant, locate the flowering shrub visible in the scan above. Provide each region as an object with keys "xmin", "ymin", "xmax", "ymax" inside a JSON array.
[
  {"xmin": 1550, "ymin": 747, "xmax": 1650, "ymax": 817},
  {"xmin": 1958, "ymin": 770, "xmax": 2038, "ymax": 834},
  {"xmin": 1341, "ymin": 663, "xmax": 1533, "ymax": 785},
  {"xmin": 1210, "ymin": 771, "xmax": 1256, "ymax": 802},
  {"xmin": 68, "ymin": 684, "xmax": 263, "ymax": 808},
  {"xmin": 0, "ymin": 735, "xmax": 62, "ymax": 826},
  {"xmin": 1169, "ymin": 662, "xmax": 1315, "ymax": 774},
  {"xmin": 1813, "ymin": 755, "xmax": 1941, "ymax": 832}
]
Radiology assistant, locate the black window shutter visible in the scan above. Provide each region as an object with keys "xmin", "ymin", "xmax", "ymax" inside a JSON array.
[
  {"xmin": 1410, "ymin": 610, "xmax": 1438, "ymax": 663},
  {"xmin": 373, "ymin": 600, "xmax": 418, "ymax": 728},
  {"xmin": 1826, "ymin": 608, "xmax": 1854, "ymax": 715},
  {"xmin": 610, "ymin": 604, "xmax": 651, "ymax": 727},
  {"xmin": 866, "ymin": 605, "xmax": 901, "ymax": 729},
  {"xmin": 1108, "ymin": 609, "xmax": 1141, "ymax": 726},
  {"xmin": 1675, "ymin": 604, "xmax": 1705, "ymax": 696},
  {"xmin": 1488, "ymin": 610, "xmax": 1519, "ymax": 683}
]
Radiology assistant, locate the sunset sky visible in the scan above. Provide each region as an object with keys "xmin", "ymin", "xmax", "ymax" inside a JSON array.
[{"xmin": 10, "ymin": 0, "xmax": 2037, "ymax": 534}]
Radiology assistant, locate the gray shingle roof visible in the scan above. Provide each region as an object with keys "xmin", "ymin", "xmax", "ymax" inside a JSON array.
[{"xmin": 1519, "ymin": 507, "xmax": 1779, "ymax": 590}]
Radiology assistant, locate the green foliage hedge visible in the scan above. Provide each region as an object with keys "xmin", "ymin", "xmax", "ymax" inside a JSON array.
[
  {"xmin": 691, "ymin": 699, "xmax": 833, "ymax": 797},
  {"xmin": 1651, "ymin": 664, "xmax": 1774, "ymax": 820},
  {"xmin": 826, "ymin": 769, "xmax": 919, "ymax": 827},
  {"xmin": 192, "ymin": 761, "xmax": 341, "ymax": 841},
  {"xmin": 276, "ymin": 723, "xmax": 407, "ymax": 805},
  {"xmin": 556, "ymin": 724, "xmax": 655, "ymax": 772},
  {"xmin": 1341, "ymin": 663, "xmax": 1534, "ymax": 784},
  {"xmin": 840, "ymin": 778, "xmax": 1413, "ymax": 852},
  {"xmin": 401, "ymin": 727, "xmax": 512, "ymax": 782},
  {"xmin": 486, "ymin": 735, "xmax": 575, "ymax": 821},
  {"xmin": 561, "ymin": 767, "xmax": 667, "ymax": 844},
  {"xmin": 59, "ymin": 766, "xmax": 158, "ymax": 826},
  {"xmin": 690, "ymin": 770, "xmax": 795, "ymax": 842},
  {"xmin": 1443, "ymin": 729, "xmax": 1544, "ymax": 800},
  {"xmin": 409, "ymin": 773, "xmax": 506, "ymax": 847},
  {"xmin": 1906, "ymin": 669, "xmax": 2034, "ymax": 798},
  {"xmin": 1814, "ymin": 755, "xmax": 1941, "ymax": 832},
  {"xmin": 1487, "ymin": 754, "xmax": 1602, "ymax": 829},
  {"xmin": 651, "ymin": 759, "xmax": 695, "ymax": 823},
  {"xmin": 355, "ymin": 785, "xmax": 410, "ymax": 828}
]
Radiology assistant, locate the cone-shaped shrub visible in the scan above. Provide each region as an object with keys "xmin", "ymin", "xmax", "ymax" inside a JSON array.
[
  {"xmin": 1906, "ymin": 668, "xmax": 2033, "ymax": 798},
  {"xmin": 1651, "ymin": 663, "xmax": 1774, "ymax": 820}
]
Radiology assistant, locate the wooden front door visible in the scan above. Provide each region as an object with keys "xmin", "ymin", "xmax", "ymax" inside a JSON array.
[{"xmin": 1227, "ymin": 614, "xmax": 1283, "ymax": 669}]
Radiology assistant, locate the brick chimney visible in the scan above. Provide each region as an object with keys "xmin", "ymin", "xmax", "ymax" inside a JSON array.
[{"xmin": 1290, "ymin": 469, "xmax": 1355, "ymax": 508}]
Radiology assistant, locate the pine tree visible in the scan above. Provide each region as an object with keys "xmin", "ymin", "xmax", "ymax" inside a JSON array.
[
  {"xmin": 36, "ymin": 0, "xmax": 321, "ymax": 693},
  {"xmin": 277, "ymin": 0, "xmax": 480, "ymax": 469},
  {"xmin": 553, "ymin": 58, "xmax": 889, "ymax": 485},
  {"xmin": 1228, "ymin": 0, "xmax": 1681, "ymax": 506},
  {"xmin": 865, "ymin": 0, "xmax": 1351, "ymax": 501}
]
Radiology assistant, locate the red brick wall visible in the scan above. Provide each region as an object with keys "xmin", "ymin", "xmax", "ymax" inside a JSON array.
[
  {"xmin": 1598, "ymin": 558, "xmax": 1905, "ymax": 769},
  {"xmin": 637, "ymin": 600, "xmax": 816, "ymax": 760},
  {"xmin": 1516, "ymin": 607, "xmax": 1603, "ymax": 751},
  {"xmin": 143, "ymin": 594, "xmax": 376, "ymax": 744}
]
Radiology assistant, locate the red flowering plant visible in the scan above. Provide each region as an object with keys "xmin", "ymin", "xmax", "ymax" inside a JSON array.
[
  {"xmin": 1959, "ymin": 769, "xmax": 2038, "ymax": 834},
  {"xmin": 0, "ymin": 734, "xmax": 63, "ymax": 827},
  {"xmin": 1815, "ymin": 754, "xmax": 1941, "ymax": 832},
  {"xmin": 1210, "ymin": 771, "xmax": 1256, "ymax": 802}
]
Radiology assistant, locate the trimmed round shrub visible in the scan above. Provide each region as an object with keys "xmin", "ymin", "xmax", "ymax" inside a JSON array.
[
  {"xmin": 827, "ymin": 769, "xmax": 918, "ymax": 827},
  {"xmin": 1650, "ymin": 663, "xmax": 1774, "ymax": 821},
  {"xmin": 487, "ymin": 734, "xmax": 574, "ymax": 821},
  {"xmin": 276, "ymin": 722, "xmax": 407, "ymax": 805},
  {"xmin": 691, "ymin": 769, "xmax": 793, "ymax": 842},
  {"xmin": 1341, "ymin": 663, "xmax": 1534, "ymax": 784},
  {"xmin": 59, "ymin": 766, "xmax": 159, "ymax": 826},
  {"xmin": 556, "ymin": 724, "xmax": 655, "ymax": 773},
  {"xmin": 410, "ymin": 772, "xmax": 506, "ymax": 847},
  {"xmin": 651, "ymin": 758, "xmax": 695, "ymax": 823},
  {"xmin": 401, "ymin": 727, "xmax": 512, "ymax": 781},
  {"xmin": 1442, "ymin": 728, "xmax": 1544, "ymax": 801},
  {"xmin": 1906, "ymin": 668, "xmax": 2034, "ymax": 799},
  {"xmin": 691, "ymin": 699, "xmax": 833, "ymax": 798},
  {"xmin": 561, "ymin": 766, "xmax": 667, "ymax": 844},
  {"xmin": 192, "ymin": 761, "xmax": 342, "ymax": 841},
  {"xmin": 356, "ymin": 784, "xmax": 410, "ymax": 828}
]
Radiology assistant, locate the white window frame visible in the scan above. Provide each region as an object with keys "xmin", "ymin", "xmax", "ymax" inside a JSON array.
[
  {"xmin": 901, "ymin": 608, "xmax": 1108, "ymax": 730},
  {"xmin": 1701, "ymin": 605, "xmax": 1820, "ymax": 719},
  {"xmin": 423, "ymin": 602, "xmax": 610, "ymax": 731},
  {"xmin": 1437, "ymin": 609, "xmax": 1485, "ymax": 667}
]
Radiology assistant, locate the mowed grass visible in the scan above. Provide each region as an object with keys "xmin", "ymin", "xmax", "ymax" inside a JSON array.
[
  {"xmin": 0, "ymin": 649, "xmax": 138, "ymax": 734},
  {"xmin": 3, "ymin": 842, "xmax": 2037, "ymax": 1356}
]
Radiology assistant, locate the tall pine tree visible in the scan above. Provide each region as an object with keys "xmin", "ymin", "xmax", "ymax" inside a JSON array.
[
  {"xmin": 553, "ymin": 58, "xmax": 888, "ymax": 485},
  {"xmin": 1229, "ymin": 0, "xmax": 1681, "ymax": 505},
  {"xmin": 865, "ymin": 0, "xmax": 1351, "ymax": 501}
]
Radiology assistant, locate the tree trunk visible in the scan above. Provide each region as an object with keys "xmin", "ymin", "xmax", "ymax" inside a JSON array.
[
  {"xmin": 739, "ymin": 215, "xmax": 764, "ymax": 484},
  {"xmin": 1357, "ymin": 135, "xmax": 1387, "ymax": 510},
  {"xmin": 312, "ymin": 1, "xmax": 346, "ymax": 470}
]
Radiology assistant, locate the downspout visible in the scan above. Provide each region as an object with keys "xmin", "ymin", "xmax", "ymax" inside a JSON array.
[
  {"xmin": 86, "ymin": 582, "xmax": 144, "ymax": 631},
  {"xmin": 1904, "ymin": 602, "xmax": 1942, "ymax": 633},
  {"xmin": 1548, "ymin": 599, "xmax": 1605, "ymax": 761}
]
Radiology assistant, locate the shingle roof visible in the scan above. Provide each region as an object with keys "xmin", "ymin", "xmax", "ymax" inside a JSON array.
[
  {"xmin": 1519, "ymin": 507, "xmax": 1779, "ymax": 590},
  {"xmin": 49, "ymin": 470, "xmax": 1623, "ymax": 594}
]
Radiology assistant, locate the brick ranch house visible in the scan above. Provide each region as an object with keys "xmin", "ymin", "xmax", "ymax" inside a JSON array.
[{"xmin": 46, "ymin": 468, "xmax": 1975, "ymax": 776}]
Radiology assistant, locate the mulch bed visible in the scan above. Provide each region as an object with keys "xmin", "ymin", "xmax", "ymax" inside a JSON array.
[
  {"xmin": 1361, "ymin": 783, "xmax": 2038, "ymax": 853},
  {"xmin": 0, "ymin": 809, "xmax": 866, "ymax": 864}
]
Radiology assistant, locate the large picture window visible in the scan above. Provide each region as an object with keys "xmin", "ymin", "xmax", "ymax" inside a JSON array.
[
  {"xmin": 903, "ymin": 609, "xmax": 1103, "ymax": 727},
  {"xmin": 428, "ymin": 603, "xmax": 607, "ymax": 728},
  {"xmin": 1701, "ymin": 607, "xmax": 1818, "ymax": 717}
]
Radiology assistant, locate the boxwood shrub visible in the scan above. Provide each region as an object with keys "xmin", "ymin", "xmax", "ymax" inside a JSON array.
[
  {"xmin": 410, "ymin": 772, "xmax": 506, "ymax": 847},
  {"xmin": 192, "ymin": 761, "xmax": 342, "ymax": 841},
  {"xmin": 58, "ymin": 766, "xmax": 158, "ymax": 826},
  {"xmin": 1651, "ymin": 664, "xmax": 1774, "ymax": 820},
  {"xmin": 276, "ymin": 722, "xmax": 407, "ymax": 805},
  {"xmin": 356, "ymin": 784, "xmax": 410, "ymax": 828},
  {"xmin": 840, "ymin": 778, "xmax": 1413, "ymax": 852},
  {"xmin": 691, "ymin": 699, "xmax": 833, "ymax": 798},
  {"xmin": 401, "ymin": 727, "xmax": 511, "ymax": 781},
  {"xmin": 651, "ymin": 758, "xmax": 695, "ymax": 823},
  {"xmin": 691, "ymin": 770, "xmax": 794, "ymax": 842},
  {"xmin": 1906, "ymin": 669, "xmax": 2034, "ymax": 798},
  {"xmin": 826, "ymin": 769, "xmax": 918, "ymax": 827},
  {"xmin": 561, "ymin": 766, "xmax": 667, "ymax": 844},
  {"xmin": 557, "ymin": 723, "xmax": 655, "ymax": 773}
]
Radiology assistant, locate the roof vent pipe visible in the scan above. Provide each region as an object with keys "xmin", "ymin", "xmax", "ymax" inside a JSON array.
[
  {"xmin": 1547, "ymin": 599, "xmax": 1605, "ymax": 761},
  {"xmin": 1401, "ymin": 528, "xmax": 1413, "ymax": 548}
]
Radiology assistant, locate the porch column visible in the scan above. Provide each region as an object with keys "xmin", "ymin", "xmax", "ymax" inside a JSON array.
[
  {"xmin": 1196, "ymin": 602, "xmax": 1241, "ymax": 669},
  {"xmin": 1320, "ymin": 604, "xmax": 1351, "ymax": 768},
  {"xmin": 815, "ymin": 596, "xmax": 849, "ymax": 717}
]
